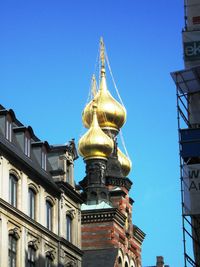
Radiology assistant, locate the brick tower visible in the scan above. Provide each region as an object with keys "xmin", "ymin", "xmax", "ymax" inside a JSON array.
[{"xmin": 78, "ymin": 38, "xmax": 145, "ymax": 267}]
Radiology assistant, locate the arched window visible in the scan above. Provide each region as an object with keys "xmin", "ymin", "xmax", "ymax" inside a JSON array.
[
  {"xmin": 28, "ymin": 188, "xmax": 36, "ymax": 220},
  {"xmin": 46, "ymin": 200, "xmax": 53, "ymax": 231},
  {"xmin": 66, "ymin": 215, "xmax": 72, "ymax": 242},
  {"xmin": 125, "ymin": 262, "xmax": 129, "ymax": 267},
  {"xmin": 27, "ymin": 245, "xmax": 36, "ymax": 267},
  {"xmin": 9, "ymin": 174, "xmax": 18, "ymax": 207},
  {"xmin": 8, "ymin": 234, "xmax": 17, "ymax": 267}
]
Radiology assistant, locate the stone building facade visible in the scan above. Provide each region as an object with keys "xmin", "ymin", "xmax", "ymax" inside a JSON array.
[{"xmin": 0, "ymin": 105, "xmax": 83, "ymax": 267}]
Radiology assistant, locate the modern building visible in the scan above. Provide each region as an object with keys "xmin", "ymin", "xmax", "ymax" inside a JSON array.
[
  {"xmin": 171, "ymin": 0, "xmax": 200, "ymax": 266},
  {"xmin": 78, "ymin": 38, "xmax": 145, "ymax": 267},
  {"xmin": 0, "ymin": 104, "xmax": 83, "ymax": 267}
]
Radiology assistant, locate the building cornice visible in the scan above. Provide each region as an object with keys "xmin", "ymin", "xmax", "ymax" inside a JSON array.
[
  {"xmin": 133, "ymin": 225, "xmax": 146, "ymax": 245},
  {"xmin": 81, "ymin": 208, "xmax": 126, "ymax": 228}
]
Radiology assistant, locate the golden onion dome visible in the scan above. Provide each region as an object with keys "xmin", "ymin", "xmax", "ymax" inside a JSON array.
[
  {"xmin": 117, "ymin": 148, "xmax": 132, "ymax": 177},
  {"xmin": 82, "ymin": 38, "xmax": 126, "ymax": 133},
  {"xmin": 78, "ymin": 104, "xmax": 114, "ymax": 160}
]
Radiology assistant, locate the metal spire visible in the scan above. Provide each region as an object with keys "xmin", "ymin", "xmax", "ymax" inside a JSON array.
[
  {"xmin": 100, "ymin": 37, "xmax": 106, "ymax": 76},
  {"xmin": 91, "ymin": 74, "xmax": 97, "ymax": 97}
]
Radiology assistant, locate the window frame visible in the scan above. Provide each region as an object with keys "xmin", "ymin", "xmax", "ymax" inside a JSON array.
[
  {"xmin": 6, "ymin": 114, "xmax": 12, "ymax": 142},
  {"xmin": 41, "ymin": 147, "xmax": 47, "ymax": 171},
  {"xmin": 9, "ymin": 174, "xmax": 18, "ymax": 207},
  {"xmin": 28, "ymin": 187, "xmax": 36, "ymax": 220},
  {"xmin": 66, "ymin": 214, "xmax": 72, "ymax": 242},
  {"xmin": 24, "ymin": 131, "xmax": 31, "ymax": 157},
  {"xmin": 46, "ymin": 199, "xmax": 53, "ymax": 231},
  {"xmin": 27, "ymin": 245, "xmax": 36, "ymax": 267},
  {"xmin": 45, "ymin": 254, "xmax": 53, "ymax": 267},
  {"xmin": 8, "ymin": 234, "xmax": 17, "ymax": 267}
]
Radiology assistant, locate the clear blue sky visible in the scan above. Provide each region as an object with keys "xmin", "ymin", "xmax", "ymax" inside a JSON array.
[{"xmin": 0, "ymin": 0, "xmax": 184, "ymax": 266}]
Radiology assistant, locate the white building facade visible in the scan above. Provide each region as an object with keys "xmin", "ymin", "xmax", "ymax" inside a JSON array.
[{"xmin": 0, "ymin": 105, "xmax": 83, "ymax": 267}]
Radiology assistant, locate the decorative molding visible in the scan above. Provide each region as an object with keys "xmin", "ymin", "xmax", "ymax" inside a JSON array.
[
  {"xmin": 56, "ymin": 181, "xmax": 83, "ymax": 204},
  {"xmin": 28, "ymin": 239, "xmax": 39, "ymax": 250},
  {"xmin": 66, "ymin": 209, "xmax": 76, "ymax": 219},
  {"xmin": 65, "ymin": 260, "xmax": 77, "ymax": 267},
  {"xmin": 46, "ymin": 249, "xmax": 56, "ymax": 260},
  {"xmin": 0, "ymin": 198, "xmax": 82, "ymax": 256},
  {"xmin": 9, "ymin": 227, "xmax": 20, "ymax": 240},
  {"xmin": 133, "ymin": 225, "xmax": 146, "ymax": 245},
  {"xmin": 61, "ymin": 193, "xmax": 64, "ymax": 208},
  {"xmin": 81, "ymin": 208, "xmax": 126, "ymax": 227},
  {"xmin": 106, "ymin": 176, "xmax": 132, "ymax": 191},
  {"xmin": 78, "ymin": 210, "xmax": 81, "ymax": 222}
]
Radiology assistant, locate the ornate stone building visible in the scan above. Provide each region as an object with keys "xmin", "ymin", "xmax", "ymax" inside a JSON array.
[
  {"xmin": 78, "ymin": 39, "xmax": 145, "ymax": 267},
  {"xmin": 0, "ymin": 105, "xmax": 83, "ymax": 267}
]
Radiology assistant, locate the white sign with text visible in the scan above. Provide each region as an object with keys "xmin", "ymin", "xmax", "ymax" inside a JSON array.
[{"xmin": 183, "ymin": 164, "xmax": 200, "ymax": 215}]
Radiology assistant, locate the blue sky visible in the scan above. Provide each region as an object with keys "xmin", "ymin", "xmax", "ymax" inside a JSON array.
[{"xmin": 0, "ymin": 0, "xmax": 185, "ymax": 266}]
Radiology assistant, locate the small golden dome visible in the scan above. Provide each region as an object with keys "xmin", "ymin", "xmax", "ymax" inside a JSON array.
[
  {"xmin": 82, "ymin": 38, "xmax": 126, "ymax": 133},
  {"xmin": 78, "ymin": 104, "xmax": 114, "ymax": 160},
  {"xmin": 117, "ymin": 148, "xmax": 132, "ymax": 176}
]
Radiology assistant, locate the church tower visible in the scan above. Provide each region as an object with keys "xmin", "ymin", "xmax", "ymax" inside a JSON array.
[{"xmin": 78, "ymin": 39, "xmax": 145, "ymax": 267}]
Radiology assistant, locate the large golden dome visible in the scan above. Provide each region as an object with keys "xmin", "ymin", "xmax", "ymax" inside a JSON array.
[
  {"xmin": 82, "ymin": 38, "xmax": 126, "ymax": 133},
  {"xmin": 82, "ymin": 71, "xmax": 126, "ymax": 132},
  {"xmin": 78, "ymin": 104, "xmax": 114, "ymax": 160},
  {"xmin": 117, "ymin": 148, "xmax": 132, "ymax": 176}
]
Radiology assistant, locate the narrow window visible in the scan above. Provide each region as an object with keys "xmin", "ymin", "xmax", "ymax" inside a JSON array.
[
  {"xmin": 27, "ymin": 246, "xmax": 36, "ymax": 267},
  {"xmin": 8, "ymin": 235, "xmax": 17, "ymax": 267},
  {"xmin": 66, "ymin": 215, "xmax": 72, "ymax": 242},
  {"xmin": 46, "ymin": 200, "xmax": 53, "ymax": 231},
  {"xmin": 28, "ymin": 188, "xmax": 36, "ymax": 220},
  {"xmin": 125, "ymin": 262, "xmax": 129, "ymax": 267},
  {"xmin": 25, "ymin": 132, "xmax": 31, "ymax": 157},
  {"xmin": 45, "ymin": 255, "xmax": 53, "ymax": 267},
  {"xmin": 6, "ymin": 115, "xmax": 12, "ymax": 142},
  {"xmin": 42, "ymin": 149, "xmax": 47, "ymax": 170},
  {"xmin": 9, "ymin": 174, "xmax": 17, "ymax": 207}
]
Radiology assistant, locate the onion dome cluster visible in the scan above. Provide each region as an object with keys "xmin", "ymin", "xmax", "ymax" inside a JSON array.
[{"xmin": 78, "ymin": 38, "xmax": 132, "ymax": 176}]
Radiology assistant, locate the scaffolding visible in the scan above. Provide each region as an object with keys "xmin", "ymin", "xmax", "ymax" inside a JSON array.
[{"xmin": 171, "ymin": 66, "xmax": 200, "ymax": 267}]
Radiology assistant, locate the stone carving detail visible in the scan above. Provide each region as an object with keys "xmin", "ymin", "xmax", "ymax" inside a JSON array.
[
  {"xmin": 28, "ymin": 239, "xmax": 39, "ymax": 250},
  {"xmin": 68, "ymin": 139, "xmax": 78, "ymax": 160},
  {"xmin": 65, "ymin": 260, "xmax": 77, "ymax": 267},
  {"xmin": 8, "ymin": 227, "xmax": 20, "ymax": 239},
  {"xmin": 45, "ymin": 249, "xmax": 55, "ymax": 260},
  {"xmin": 65, "ymin": 256, "xmax": 77, "ymax": 267},
  {"xmin": 66, "ymin": 209, "xmax": 76, "ymax": 219}
]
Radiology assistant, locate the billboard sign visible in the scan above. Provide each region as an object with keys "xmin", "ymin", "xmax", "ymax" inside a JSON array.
[{"xmin": 183, "ymin": 164, "xmax": 200, "ymax": 215}]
